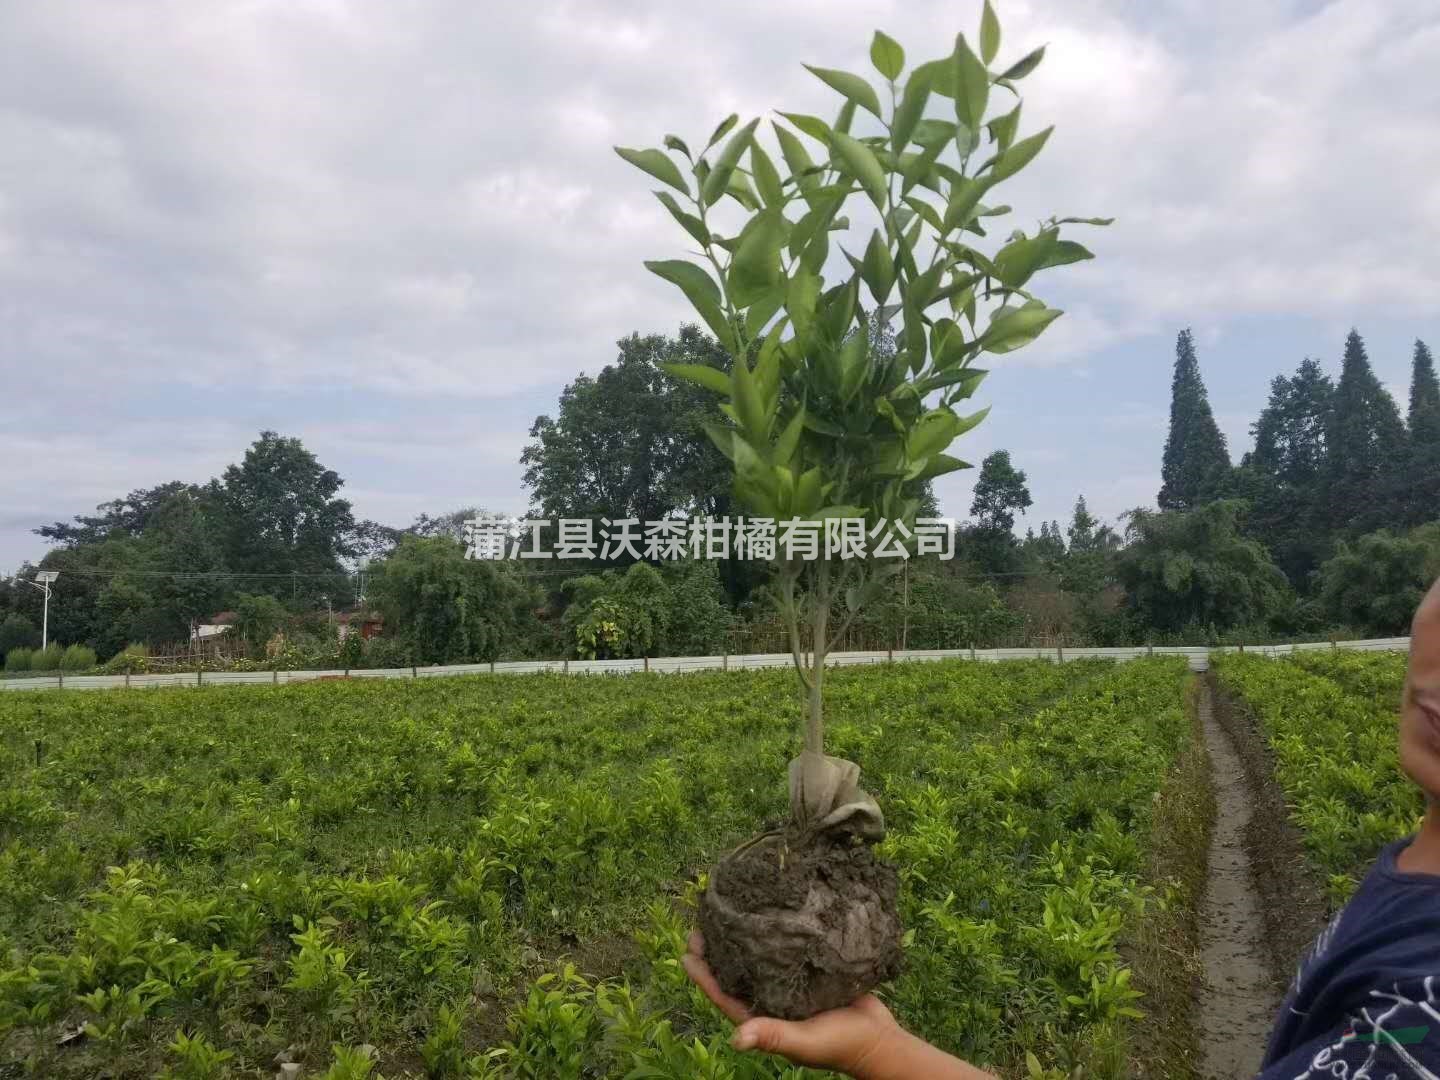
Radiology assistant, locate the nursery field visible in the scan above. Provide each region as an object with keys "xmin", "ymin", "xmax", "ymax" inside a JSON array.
[
  {"xmin": 1214, "ymin": 650, "xmax": 1420, "ymax": 901},
  {"xmin": 0, "ymin": 658, "xmax": 1195, "ymax": 1079}
]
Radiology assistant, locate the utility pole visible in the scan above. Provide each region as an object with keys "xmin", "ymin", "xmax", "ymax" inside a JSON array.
[{"xmin": 24, "ymin": 571, "xmax": 60, "ymax": 651}]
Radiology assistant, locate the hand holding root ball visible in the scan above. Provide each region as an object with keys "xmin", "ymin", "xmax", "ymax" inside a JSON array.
[
  {"xmin": 681, "ymin": 931, "xmax": 901, "ymax": 1074},
  {"xmin": 683, "ymin": 932, "xmax": 994, "ymax": 1080}
]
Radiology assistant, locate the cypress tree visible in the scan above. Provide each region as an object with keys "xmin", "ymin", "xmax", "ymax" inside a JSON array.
[
  {"xmin": 1407, "ymin": 339, "xmax": 1440, "ymax": 525},
  {"xmin": 1240, "ymin": 358, "xmax": 1333, "ymax": 588},
  {"xmin": 1323, "ymin": 329, "xmax": 1406, "ymax": 535},
  {"xmin": 1159, "ymin": 329, "xmax": 1232, "ymax": 510}
]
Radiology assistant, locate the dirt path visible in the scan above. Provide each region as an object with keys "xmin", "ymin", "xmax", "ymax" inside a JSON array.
[{"xmin": 1196, "ymin": 674, "xmax": 1275, "ymax": 1079}]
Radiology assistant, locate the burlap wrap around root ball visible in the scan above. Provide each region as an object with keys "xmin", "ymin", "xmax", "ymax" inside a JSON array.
[{"xmin": 698, "ymin": 830, "xmax": 903, "ymax": 1020}]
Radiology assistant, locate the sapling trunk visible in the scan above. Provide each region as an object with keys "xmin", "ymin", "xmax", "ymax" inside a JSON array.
[{"xmin": 805, "ymin": 557, "xmax": 829, "ymax": 757}]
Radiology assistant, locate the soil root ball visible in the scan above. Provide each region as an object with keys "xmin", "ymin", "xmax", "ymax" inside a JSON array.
[{"xmin": 698, "ymin": 828, "xmax": 903, "ymax": 1020}]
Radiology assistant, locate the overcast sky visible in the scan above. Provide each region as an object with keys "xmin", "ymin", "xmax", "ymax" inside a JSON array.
[{"xmin": 3, "ymin": 0, "xmax": 1438, "ymax": 573}]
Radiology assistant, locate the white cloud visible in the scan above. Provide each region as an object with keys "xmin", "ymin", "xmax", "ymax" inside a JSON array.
[{"xmin": 2, "ymin": 0, "xmax": 1438, "ymax": 568}]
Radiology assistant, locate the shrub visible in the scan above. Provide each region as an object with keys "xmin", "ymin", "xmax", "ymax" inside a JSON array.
[
  {"xmin": 358, "ymin": 636, "xmax": 411, "ymax": 670},
  {"xmin": 0, "ymin": 613, "xmax": 38, "ymax": 655},
  {"xmin": 60, "ymin": 644, "xmax": 98, "ymax": 671},
  {"xmin": 29, "ymin": 643, "xmax": 65, "ymax": 671},
  {"xmin": 1317, "ymin": 523, "xmax": 1440, "ymax": 636},
  {"xmin": 101, "ymin": 644, "xmax": 151, "ymax": 675},
  {"xmin": 4, "ymin": 647, "xmax": 33, "ymax": 674}
]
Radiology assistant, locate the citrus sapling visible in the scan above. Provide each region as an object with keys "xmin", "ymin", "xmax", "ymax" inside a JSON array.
[{"xmin": 617, "ymin": 3, "xmax": 1109, "ymax": 1019}]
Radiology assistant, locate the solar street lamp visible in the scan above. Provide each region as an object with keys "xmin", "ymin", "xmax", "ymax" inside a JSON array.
[{"xmin": 24, "ymin": 571, "xmax": 59, "ymax": 651}]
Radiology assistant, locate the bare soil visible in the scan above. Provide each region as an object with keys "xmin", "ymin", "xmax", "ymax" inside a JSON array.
[
  {"xmin": 1208, "ymin": 675, "xmax": 1330, "ymax": 991},
  {"xmin": 1196, "ymin": 675, "xmax": 1277, "ymax": 1079},
  {"xmin": 699, "ymin": 829, "xmax": 902, "ymax": 1020}
]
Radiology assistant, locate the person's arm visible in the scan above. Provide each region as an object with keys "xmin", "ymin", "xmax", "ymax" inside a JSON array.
[{"xmin": 682, "ymin": 932, "xmax": 993, "ymax": 1080}]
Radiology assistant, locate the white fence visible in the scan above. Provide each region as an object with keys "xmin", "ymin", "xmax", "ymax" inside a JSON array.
[{"xmin": 0, "ymin": 637, "xmax": 1411, "ymax": 693}]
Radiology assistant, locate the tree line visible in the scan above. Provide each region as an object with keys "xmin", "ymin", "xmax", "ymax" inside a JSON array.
[{"xmin": 2, "ymin": 325, "xmax": 1435, "ymax": 671}]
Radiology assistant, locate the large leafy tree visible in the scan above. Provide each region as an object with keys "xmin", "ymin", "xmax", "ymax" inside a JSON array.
[
  {"xmin": 522, "ymin": 327, "xmax": 731, "ymax": 525},
  {"xmin": 1322, "ymin": 330, "xmax": 1407, "ymax": 536},
  {"xmin": 969, "ymin": 449, "xmax": 1031, "ymax": 532},
  {"xmin": 368, "ymin": 536, "xmax": 534, "ymax": 665},
  {"xmin": 1116, "ymin": 501, "xmax": 1290, "ymax": 635},
  {"xmin": 1236, "ymin": 357, "xmax": 1333, "ymax": 588},
  {"xmin": 213, "ymin": 432, "xmax": 357, "ymax": 602},
  {"xmin": 965, "ymin": 449, "xmax": 1032, "ymax": 575},
  {"xmin": 34, "ymin": 481, "xmax": 203, "ymax": 546},
  {"xmin": 1407, "ymin": 339, "xmax": 1440, "ymax": 527},
  {"xmin": 1158, "ymin": 329, "xmax": 1232, "ymax": 511}
]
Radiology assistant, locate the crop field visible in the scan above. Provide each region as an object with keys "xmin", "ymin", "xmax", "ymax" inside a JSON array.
[
  {"xmin": 1213, "ymin": 651, "xmax": 1420, "ymax": 900},
  {"xmin": 1, "ymin": 658, "xmax": 1194, "ymax": 1079}
]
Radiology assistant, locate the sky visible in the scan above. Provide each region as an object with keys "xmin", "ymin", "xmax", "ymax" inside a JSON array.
[{"xmin": 2, "ymin": 0, "xmax": 1438, "ymax": 573}]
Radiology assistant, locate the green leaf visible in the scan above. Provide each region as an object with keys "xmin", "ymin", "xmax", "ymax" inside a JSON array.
[
  {"xmin": 913, "ymin": 119, "xmax": 958, "ymax": 152},
  {"xmin": 831, "ymin": 132, "xmax": 888, "ymax": 209},
  {"xmin": 1000, "ymin": 45, "xmax": 1045, "ymax": 81},
  {"xmin": 802, "ymin": 413, "xmax": 845, "ymax": 437},
  {"xmin": 1041, "ymin": 239, "xmax": 1095, "ymax": 269},
  {"xmin": 750, "ymin": 142, "xmax": 785, "ymax": 208},
  {"xmin": 778, "ymin": 112, "xmax": 833, "ymax": 145},
  {"xmin": 614, "ymin": 147, "xmax": 689, "ymax": 195},
  {"xmin": 953, "ymin": 405, "xmax": 990, "ymax": 438},
  {"xmin": 730, "ymin": 210, "xmax": 787, "ymax": 308},
  {"xmin": 915, "ymin": 365, "xmax": 984, "ymax": 396},
  {"xmin": 869, "ymin": 31, "xmax": 905, "ymax": 81},
  {"xmin": 903, "ymin": 194, "xmax": 944, "ymax": 233},
  {"xmin": 706, "ymin": 113, "xmax": 739, "ymax": 152},
  {"xmin": 744, "ymin": 287, "xmax": 787, "ymax": 341},
  {"xmin": 983, "ymin": 303, "xmax": 1062, "ymax": 353},
  {"xmin": 786, "ymin": 267, "xmax": 822, "ymax": 339},
  {"xmin": 988, "ymin": 103, "xmax": 1021, "ymax": 152},
  {"xmin": 794, "ymin": 468, "xmax": 824, "ymax": 514},
  {"xmin": 645, "ymin": 259, "xmax": 720, "ymax": 308},
  {"xmin": 813, "ymin": 504, "xmax": 865, "ymax": 520},
  {"xmin": 891, "ymin": 66, "xmax": 932, "ymax": 153},
  {"xmin": 774, "ymin": 122, "xmax": 819, "ymax": 201},
  {"xmin": 980, "ymin": 1, "xmax": 1001, "ymax": 64},
  {"xmin": 772, "ymin": 405, "xmax": 806, "ymax": 464},
  {"xmin": 804, "ymin": 65, "xmax": 882, "ymax": 120},
  {"xmin": 944, "ymin": 176, "xmax": 994, "ymax": 230},
  {"xmin": 1057, "ymin": 215, "xmax": 1116, "ymax": 226},
  {"xmin": 951, "ymin": 34, "xmax": 990, "ymax": 134},
  {"xmin": 838, "ymin": 327, "xmax": 870, "ymax": 403},
  {"xmin": 645, "ymin": 260, "xmax": 734, "ymax": 351},
  {"xmin": 726, "ymin": 170, "xmax": 761, "ymax": 211},
  {"xmin": 986, "ymin": 126, "xmax": 1053, "ymax": 182},
  {"xmin": 702, "ymin": 421, "xmax": 736, "ymax": 461},
  {"xmin": 913, "ymin": 58, "xmax": 955, "ymax": 99},
  {"xmin": 663, "ymin": 363, "xmax": 731, "ymax": 396},
  {"xmin": 731, "ymin": 356, "xmax": 768, "ymax": 439},
  {"xmin": 993, "ymin": 229, "xmax": 1060, "ymax": 288},
  {"xmin": 663, "ymin": 134, "xmax": 691, "ymax": 158},
  {"xmin": 654, "ymin": 191, "xmax": 709, "ymax": 247},
  {"xmin": 834, "ymin": 98, "xmax": 858, "ymax": 135},
  {"xmin": 860, "ymin": 229, "xmax": 895, "ymax": 305},
  {"xmin": 701, "ymin": 118, "xmax": 760, "ymax": 206},
  {"xmin": 908, "ymin": 408, "xmax": 964, "ymax": 459}
]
